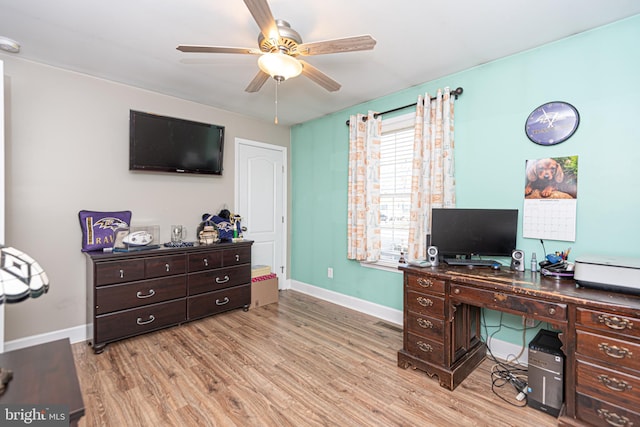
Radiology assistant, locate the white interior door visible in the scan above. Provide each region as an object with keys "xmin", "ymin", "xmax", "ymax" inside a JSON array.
[
  {"xmin": 1, "ymin": 60, "xmax": 5, "ymax": 352},
  {"xmin": 235, "ymin": 138, "xmax": 286, "ymax": 287}
]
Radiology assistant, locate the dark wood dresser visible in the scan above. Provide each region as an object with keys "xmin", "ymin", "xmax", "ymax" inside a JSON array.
[
  {"xmin": 85, "ymin": 241, "xmax": 252, "ymax": 353},
  {"xmin": 398, "ymin": 265, "xmax": 640, "ymax": 427}
]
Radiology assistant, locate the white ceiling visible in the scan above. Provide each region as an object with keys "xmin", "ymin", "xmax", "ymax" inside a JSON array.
[{"xmin": 1, "ymin": 1, "xmax": 639, "ymax": 126}]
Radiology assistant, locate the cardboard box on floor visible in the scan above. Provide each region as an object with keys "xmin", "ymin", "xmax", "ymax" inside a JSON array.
[{"xmin": 250, "ymin": 277, "xmax": 278, "ymax": 309}]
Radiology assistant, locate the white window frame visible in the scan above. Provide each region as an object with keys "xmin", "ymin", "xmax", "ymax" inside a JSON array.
[{"xmin": 361, "ymin": 112, "xmax": 415, "ymax": 273}]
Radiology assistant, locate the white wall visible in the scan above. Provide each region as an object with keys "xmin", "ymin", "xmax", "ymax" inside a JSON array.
[{"xmin": 1, "ymin": 55, "xmax": 290, "ymax": 342}]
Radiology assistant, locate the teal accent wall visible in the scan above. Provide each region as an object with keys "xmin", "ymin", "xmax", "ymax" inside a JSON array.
[{"xmin": 291, "ymin": 16, "xmax": 640, "ymax": 344}]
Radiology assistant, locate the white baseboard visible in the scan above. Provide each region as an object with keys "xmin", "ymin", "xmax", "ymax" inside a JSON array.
[
  {"xmin": 290, "ymin": 279, "xmax": 403, "ymax": 326},
  {"xmin": 4, "ymin": 324, "xmax": 87, "ymax": 352}
]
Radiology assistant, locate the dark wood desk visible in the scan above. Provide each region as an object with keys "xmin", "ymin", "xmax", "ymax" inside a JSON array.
[
  {"xmin": 0, "ymin": 338, "xmax": 85, "ymax": 426},
  {"xmin": 398, "ymin": 265, "xmax": 640, "ymax": 427}
]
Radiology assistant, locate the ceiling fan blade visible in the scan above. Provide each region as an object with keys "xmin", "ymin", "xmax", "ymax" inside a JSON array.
[
  {"xmin": 245, "ymin": 70, "xmax": 270, "ymax": 93},
  {"xmin": 243, "ymin": 0, "xmax": 280, "ymax": 41},
  {"xmin": 296, "ymin": 35, "xmax": 376, "ymax": 56},
  {"xmin": 177, "ymin": 45, "xmax": 261, "ymax": 55},
  {"xmin": 299, "ymin": 60, "xmax": 341, "ymax": 92}
]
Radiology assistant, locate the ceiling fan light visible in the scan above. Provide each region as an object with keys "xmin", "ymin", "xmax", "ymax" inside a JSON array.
[{"xmin": 258, "ymin": 52, "xmax": 302, "ymax": 81}]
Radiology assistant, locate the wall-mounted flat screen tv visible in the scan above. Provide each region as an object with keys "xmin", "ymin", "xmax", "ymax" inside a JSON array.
[{"xmin": 129, "ymin": 110, "xmax": 224, "ymax": 175}]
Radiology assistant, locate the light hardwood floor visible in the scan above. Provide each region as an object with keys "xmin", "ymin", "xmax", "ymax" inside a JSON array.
[{"xmin": 72, "ymin": 290, "xmax": 558, "ymax": 426}]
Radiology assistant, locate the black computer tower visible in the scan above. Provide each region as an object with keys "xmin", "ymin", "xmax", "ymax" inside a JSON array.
[{"xmin": 527, "ymin": 329, "xmax": 564, "ymax": 417}]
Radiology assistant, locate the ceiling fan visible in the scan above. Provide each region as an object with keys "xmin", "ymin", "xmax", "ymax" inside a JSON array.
[{"xmin": 177, "ymin": 0, "xmax": 376, "ymax": 93}]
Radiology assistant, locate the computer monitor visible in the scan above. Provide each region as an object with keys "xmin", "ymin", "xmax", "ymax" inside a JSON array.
[{"xmin": 430, "ymin": 208, "xmax": 518, "ymax": 259}]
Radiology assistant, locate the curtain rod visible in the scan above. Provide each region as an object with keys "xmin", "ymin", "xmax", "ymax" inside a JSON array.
[{"xmin": 345, "ymin": 87, "xmax": 463, "ymax": 126}]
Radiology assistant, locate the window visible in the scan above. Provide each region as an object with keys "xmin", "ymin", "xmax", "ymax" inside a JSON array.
[{"xmin": 378, "ymin": 113, "xmax": 415, "ymax": 264}]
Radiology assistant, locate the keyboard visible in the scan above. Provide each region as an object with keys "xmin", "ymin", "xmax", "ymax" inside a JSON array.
[{"xmin": 444, "ymin": 258, "xmax": 498, "ymax": 266}]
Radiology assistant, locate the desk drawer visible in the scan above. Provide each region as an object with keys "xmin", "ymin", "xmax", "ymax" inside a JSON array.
[
  {"xmin": 576, "ymin": 392, "xmax": 640, "ymax": 427},
  {"xmin": 96, "ymin": 299, "xmax": 186, "ymax": 343},
  {"xmin": 406, "ymin": 274, "xmax": 445, "ymax": 295},
  {"xmin": 407, "ymin": 312, "xmax": 444, "ymax": 342},
  {"xmin": 577, "ymin": 308, "xmax": 639, "ymax": 339},
  {"xmin": 406, "ymin": 291, "xmax": 445, "ymax": 318},
  {"xmin": 577, "ymin": 359, "xmax": 640, "ymax": 408},
  {"xmin": 406, "ymin": 332, "xmax": 444, "ymax": 365},
  {"xmin": 577, "ymin": 330, "xmax": 640, "ymax": 372},
  {"xmin": 449, "ymin": 284, "xmax": 567, "ymax": 323}
]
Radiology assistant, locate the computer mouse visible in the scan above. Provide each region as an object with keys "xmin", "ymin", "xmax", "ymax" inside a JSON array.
[{"xmin": 490, "ymin": 262, "xmax": 501, "ymax": 270}]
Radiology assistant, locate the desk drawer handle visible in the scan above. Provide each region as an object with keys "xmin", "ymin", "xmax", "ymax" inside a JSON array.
[
  {"xmin": 598, "ymin": 375, "xmax": 632, "ymax": 392},
  {"xmin": 136, "ymin": 315, "xmax": 155, "ymax": 326},
  {"xmin": 136, "ymin": 289, "xmax": 156, "ymax": 299},
  {"xmin": 598, "ymin": 343, "xmax": 632, "ymax": 360},
  {"xmin": 216, "ymin": 275, "xmax": 230, "ymax": 284},
  {"xmin": 417, "ymin": 297, "xmax": 433, "ymax": 307},
  {"xmin": 548, "ymin": 307, "xmax": 556, "ymax": 315},
  {"xmin": 599, "ymin": 314, "xmax": 633, "ymax": 331},
  {"xmin": 417, "ymin": 278, "xmax": 433, "ymax": 288},
  {"xmin": 417, "ymin": 318, "xmax": 433, "ymax": 329},
  {"xmin": 597, "ymin": 409, "xmax": 631, "ymax": 427},
  {"xmin": 453, "ymin": 288, "xmax": 460, "ymax": 295},
  {"xmin": 417, "ymin": 341, "xmax": 433, "ymax": 353},
  {"xmin": 216, "ymin": 297, "xmax": 230, "ymax": 306}
]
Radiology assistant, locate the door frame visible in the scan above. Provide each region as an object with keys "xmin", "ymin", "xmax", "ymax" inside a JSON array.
[{"xmin": 234, "ymin": 138, "xmax": 288, "ymax": 289}]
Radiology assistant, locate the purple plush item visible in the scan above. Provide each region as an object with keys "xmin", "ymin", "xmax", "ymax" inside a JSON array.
[{"xmin": 78, "ymin": 210, "xmax": 132, "ymax": 252}]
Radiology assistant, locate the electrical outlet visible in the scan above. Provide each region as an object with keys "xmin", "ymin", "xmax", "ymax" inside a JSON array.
[{"xmin": 328, "ymin": 267, "xmax": 333, "ymax": 279}]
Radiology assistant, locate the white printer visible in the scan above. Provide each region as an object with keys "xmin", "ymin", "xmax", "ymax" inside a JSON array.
[{"xmin": 574, "ymin": 255, "xmax": 640, "ymax": 295}]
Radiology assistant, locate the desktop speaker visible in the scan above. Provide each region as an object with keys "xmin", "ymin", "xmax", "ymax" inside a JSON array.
[
  {"xmin": 427, "ymin": 246, "xmax": 439, "ymax": 267},
  {"xmin": 511, "ymin": 249, "xmax": 525, "ymax": 271}
]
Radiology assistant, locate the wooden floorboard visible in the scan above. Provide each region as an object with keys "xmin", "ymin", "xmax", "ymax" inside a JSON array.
[{"xmin": 73, "ymin": 290, "xmax": 558, "ymax": 426}]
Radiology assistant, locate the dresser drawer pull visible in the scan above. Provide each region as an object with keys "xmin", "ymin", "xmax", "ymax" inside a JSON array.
[
  {"xmin": 235, "ymin": 254, "xmax": 240, "ymax": 262},
  {"xmin": 165, "ymin": 263, "xmax": 170, "ymax": 272},
  {"xmin": 597, "ymin": 409, "xmax": 631, "ymax": 427},
  {"xmin": 417, "ymin": 297, "xmax": 434, "ymax": 307},
  {"xmin": 216, "ymin": 297, "xmax": 230, "ymax": 306},
  {"xmin": 548, "ymin": 307, "xmax": 556, "ymax": 315},
  {"xmin": 215, "ymin": 275, "xmax": 230, "ymax": 284},
  {"xmin": 416, "ymin": 278, "xmax": 433, "ymax": 288},
  {"xmin": 136, "ymin": 289, "xmax": 156, "ymax": 299},
  {"xmin": 598, "ymin": 375, "xmax": 633, "ymax": 392},
  {"xmin": 203, "ymin": 258, "xmax": 209, "ymax": 267},
  {"xmin": 417, "ymin": 318, "xmax": 433, "ymax": 329},
  {"xmin": 599, "ymin": 314, "xmax": 633, "ymax": 331},
  {"xmin": 119, "ymin": 269, "xmax": 124, "ymax": 279},
  {"xmin": 598, "ymin": 343, "xmax": 633, "ymax": 360},
  {"xmin": 417, "ymin": 341, "xmax": 433, "ymax": 353},
  {"xmin": 136, "ymin": 315, "xmax": 155, "ymax": 326}
]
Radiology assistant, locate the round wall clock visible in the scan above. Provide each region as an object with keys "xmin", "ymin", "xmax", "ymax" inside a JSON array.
[{"xmin": 525, "ymin": 101, "xmax": 579, "ymax": 146}]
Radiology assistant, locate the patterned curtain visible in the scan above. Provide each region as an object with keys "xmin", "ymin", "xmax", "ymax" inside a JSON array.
[
  {"xmin": 347, "ymin": 111, "xmax": 382, "ymax": 262},
  {"xmin": 407, "ymin": 88, "xmax": 456, "ymax": 261}
]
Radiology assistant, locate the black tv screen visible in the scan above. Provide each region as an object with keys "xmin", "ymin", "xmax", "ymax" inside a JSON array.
[
  {"xmin": 430, "ymin": 208, "xmax": 518, "ymax": 258},
  {"xmin": 129, "ymin": 110, "xmax": 224, "ymax": 175}
]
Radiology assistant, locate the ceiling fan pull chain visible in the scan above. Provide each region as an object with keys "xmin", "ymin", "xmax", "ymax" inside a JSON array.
[{"xmin": 274, "ymin": 79, "xmax": 279, "ymax": 125}]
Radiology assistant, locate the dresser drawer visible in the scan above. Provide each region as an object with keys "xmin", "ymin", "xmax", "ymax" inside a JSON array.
[
  {"xmin": 188, "ymin": 250, "xmax": 223, "ymax": 272},
  {"xmin": 577, "ymin": 330, "xmax": 640, "ymax": 372},
  {"xmin": 406, "ymin": 290, "xmax": 445, "ymax": 318},
  {"xmin": 222, "ymin": 246, "xmax": 252, "ymax": 267},
  {"xmin": 576, "ymin": 359, "xmax": 640, "ymax": 408},
  {"xmin": 145, "ymin": 254, "xmax": 186, "ymax": 278},
  {"xmin": 95, "ymin": 259, "xmax": 145, "ymax": 286},
  {"xmin": 188, "ymin": 265, "xmax": 251, "ymax": 296},
  {"xmin": 577, "ymin": 308, "xmax": 639, "ymax": 339},
  {"xmin": 406, "ymin": 274, "xmax": 445, "ymax": 295},
  {"xmin": 188, "ymin": 284, "xmax": 250, "ymax": 320},
  {"xmin": 95, "ymin": 299, "xmax": 186, "ymax": 343},
  {"xmin": 576, "ymin": 392, "xmax": 640, "ymax": 427},
  {"xmin": 405, "ymin": 332, "xmax": 444, "ymax": 365},
  {"xmin": 407, "ymin": 312, "xmax": 444, "ymax": 342},
  {"xmin": 95, "ymin": 276, "xmax": 187, "ymax": 315},
  {"xmin": 450, "ymin": 284, "xmax": 567, "ymax": 323}
]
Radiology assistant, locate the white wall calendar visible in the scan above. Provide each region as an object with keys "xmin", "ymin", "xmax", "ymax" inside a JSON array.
[{"xmin": 522, "ymin": 156, "xmax": 578, "ymax": 242}]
